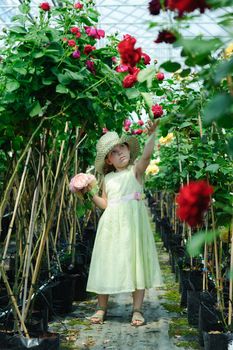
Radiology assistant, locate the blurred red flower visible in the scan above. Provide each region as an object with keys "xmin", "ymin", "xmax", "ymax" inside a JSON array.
[
  {"xmin": 85, "ymin": 27, "xmax": 105, "ymax": 39},
  {"xmin": 156, "ymin": 72, "xmax": 165, "ymax": 80},
  {"xmin": 39, "ymin": 2, "xmax": 50, "ymax": 11},
  {"xmin": 141, "ymin": 52, "xmax": 151, "ymax": 65},
  {"xmin": 74, "ymin": 2, "xmax": 83, "ymax": 9},
  {"xmin": 168, "ymin": 0, "xmax": 210, "ymax": 16},
  {"xmin": 176, "ymin": 180, "xmax": 214, "ymax": 227},
  {"xmin": 84, "ymin": 44, "xmax": 96, "ymax": 55},
  {"xmin": 118, "ymin": 34, "xmax": 142, "ymax": 67},
  {"xmin": 122, "ymin": 67, "xmax": 140, "ymax": 88},
  {"xmin": 67, "ymin": 40, "xmax": 76, "ymax": 47},
  {"xmin": 152, "ymin": 104, "xmax": 163, "ymax": 118},
  {"xmin": 86, "ymin": 60, "xmax": 96, "ymax": 75},
  {"xmin": 155, "ymin": 30, "xmax": 176, "ymax": 44},
  {"xmin": 123, "ymin": 74, "xmax": 138, "ymax": 88}
]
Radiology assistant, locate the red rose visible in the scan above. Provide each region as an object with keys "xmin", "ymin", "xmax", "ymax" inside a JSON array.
[
  {"xmin": 67, "ymin": 40, "xmax": 76, "ymax": 47},
  {"xmin": 84, "ymin": 44, "xmax": 96, "ymax": 55},
  {"xmin": 39, "ymin": 2, "xmax": 51, "ymax": 11},
  {"xmin": 118, "ymin": 34, "xmax": 142, "ymax": 67},
  {"xmin": 135, "ymin": 129, "xmax": 143, "ymax": 135},
  {"xmin": 74, "ymin": 2, "xmax": 83, "ymax": 9},
  {"xmin": 116, "ymin": 64, "xmax": 129, "ymax": 73},
  {"xmin": 152, "ymin": 104, "xmax": 163, "ymax": 118},
  {"xmin": 176, "ymin": 180, "xmax": 213, "ymax": 227},
  {"xmin": 137, "ymin": 120, "xmax": 144, "ymax": 126},
  {"xmin": 123, "ymin": 74, "xmax": 137, "ymax": 88},
  {"xmin": 148, "ymin": 0, "xmax": 162, "ymax": 15},
  {"xmin": 124, "ymin": 126, "xmax": 130, "ymax": 132},
  {"xmin": 156, "ymin": 72, "xmax": 165, "ymax": 81},
  {"xmin": 168, "ymin": 0, "xmax": 210, "ymax": 16},
  {"xmin": 86, "ymin": 60, "xmax": 96, "ymax": 75},
  {"xmin": 70, "ymin": 27, "xmax": 80, "ymax": 34},
  {"xmin": 155, "ymin": 30, "xmax": 176, "ymax": 44},
  {"xmin": 141, "ymin": 52, "xmax": 151, "ymax": 65}
]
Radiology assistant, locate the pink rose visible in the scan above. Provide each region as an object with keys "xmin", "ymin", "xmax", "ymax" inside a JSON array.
[
  {"xmin": 124, "ymin": 119, "xmax": 132, "ymax": 128},
  {"xmin": 137, "ymin": 120, "xmax": 144, "ymax": 126},
  {"xmin": 85, "ymin": 26, "xmax": 105, "ymax": 39},
  {"xmin": 69, "ymin": 173, "xmax": 96, "ymax": 193}
]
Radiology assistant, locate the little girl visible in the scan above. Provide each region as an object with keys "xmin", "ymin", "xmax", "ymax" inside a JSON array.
[{"xmin": 86, "ymin": 120, "xmax": 162, "ymax": 326}]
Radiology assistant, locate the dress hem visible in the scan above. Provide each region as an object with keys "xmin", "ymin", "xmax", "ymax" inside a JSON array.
[{"xmin": 86, "ymin": 284, "xmax": 163, "ymax": 294}]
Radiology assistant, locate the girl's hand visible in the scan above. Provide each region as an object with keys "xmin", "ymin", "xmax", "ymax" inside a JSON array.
[{"xmin": 145, "ymin": 119, "xmax": 159, "ymax": 136}]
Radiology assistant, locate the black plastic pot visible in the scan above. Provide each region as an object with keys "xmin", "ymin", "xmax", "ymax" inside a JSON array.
[
  {"xmin": 73, "ymin": 271, "xmax": 88, "ymax": 301},
  {"xmin": 187, "ymin": 290, "xmax": 200, "ymax": 326},
  {"xmin": 179, "ymin": 269, "xmax": 190, "ymax": 307},
  {"xmin": 203, "ymin": 331, "xmax": 233, "ymax": 350},
  {"xmin": 0, "ymin": 331, "xmax": 60, "ymax": 350},
  {"xmin": 198, "ymin": 291, "xmax": 224, "ymax": 346},
  {"xmin": 52, "ymin": 273, "xmax": 76, "ymax": 315}
]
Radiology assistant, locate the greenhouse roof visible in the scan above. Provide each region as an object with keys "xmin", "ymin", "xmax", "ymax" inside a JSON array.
[{"xmin": 0, "ymin": 0, "xmax": 231, "ymax": 64}]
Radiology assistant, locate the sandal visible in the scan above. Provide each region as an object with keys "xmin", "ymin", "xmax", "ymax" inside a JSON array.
[
  {"xmin": 131, "ymin": 308, "xmax": 145, "ymax": 327},
  {"xmin": 89, "ymin": 306, "xmax": 107, "ymax": 324}
]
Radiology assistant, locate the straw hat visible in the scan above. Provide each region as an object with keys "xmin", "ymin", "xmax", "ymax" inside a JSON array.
[{"xmin": 95, "ymin": 131, "xmax": 140, "ymax": 174}]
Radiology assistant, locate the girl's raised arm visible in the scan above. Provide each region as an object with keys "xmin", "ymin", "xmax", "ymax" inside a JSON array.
[{"xmin": 135, "ymin": 120, "xmax": 159, "ymax": 181}]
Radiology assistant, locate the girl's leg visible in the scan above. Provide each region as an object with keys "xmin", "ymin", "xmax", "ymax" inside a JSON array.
[
  {"xmin": 131, "ymin": 289, "xmax": 145, "ymax": 326},
  {"xmin": 90, "ymin": 294, "xmax": 109, "ymax": 324},
  {"xmin": 132, "ymin": 289, "xmax": 145, "ymax": 309}
]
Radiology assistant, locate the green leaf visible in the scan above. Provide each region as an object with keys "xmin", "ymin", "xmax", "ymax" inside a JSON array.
[
  {"xmin": 179, "ymin": 121, "xmax": 193, "ymax": 128},
  {"xmin": 227, "ymin": 136, "xmax": 233, "ymax": 156},
  {"xmin": 6, "ymin": 80, "xmax": 20, "ymax": 92},
  {"xmin": 187, "ymin": 230, "xmax": 220, "ymax": 256},
  {"xmin": 141, "ymin": 92, "xmax": 153, "ymax": 108},
  {"xmin": 180, "ymin": 68, "xmax": 191, "ymax": 77},
  {"xmin": 203, "ymin": 93, "xmax": 233, "ymax": 128},
  {"xmin": 10, "ymin": 26, "xmax": 27, "ymax": 34},
  {"xmin": 29, "ymin": 101, "xmax": 42, "ymax": 117},
  {"xmin": 137, "ymin": 67, "xmax": 155, "ymax": 88},
  {"xmin": 160, "ymin": 61, "xmax": 181, "ymax": 73},
  {"xmin": 32, "ymin": 51, "xmax": 45, "ymax": 59},
  {"xmin": 156, "ymin": 89, "xmax": 164, "ymax": 96},
  {"xmin": 214, "ymin": 58, "xmax": 233, "ymax": 83},
  {"xmin": 42, "ymin": 77, "xmax": 56, "ymax": 85},
  {"xmin": 56, "ymin": 84, "xmax": 69, "ymax": 94},
  {"xmin": 205, "ymin": 164, "xmax": 219, "ymax": 172},
  {"xmin": 64, "ymin": 70, "xmax": 84, "ymax": 81},
  {"xmin": 13, "ymin": 67, "xmax": 27, "ymax": 75},
  {"xmin": 19, "ymin": 3, "xmax": 30, "ymax": 14},
  {"xmin": 125, "ymin": 88, "xmax": 140, "ymax": 99}
]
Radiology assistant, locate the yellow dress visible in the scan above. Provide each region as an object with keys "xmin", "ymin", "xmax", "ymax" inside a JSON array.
[{"xmin": 86, "ymin": 165, "xmax": 162, "ymax": 294}]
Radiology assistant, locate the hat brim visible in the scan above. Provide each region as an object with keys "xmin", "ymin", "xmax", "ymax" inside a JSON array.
[{"xmin": 95, "ymin": 134, "xmax": 140, "ymax": 174}]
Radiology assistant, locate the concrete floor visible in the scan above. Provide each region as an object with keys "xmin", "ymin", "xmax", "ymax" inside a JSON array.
[{"xmin": 50, "ymin": 244, "xmax": 188, "ymax": 350}]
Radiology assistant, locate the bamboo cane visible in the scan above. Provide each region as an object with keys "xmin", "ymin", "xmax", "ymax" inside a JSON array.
[
  {"xmin": 210, "ymin": 204, "xmax": 221, "ymax": 306},
  {"xmin": 0, "ymin": 148, "xmax": 32, "ymax": 281},
  {"xmin": 0, "ymin": 266, "xmax": 29, "ymax": 337},
  {"xmin": 0, "ymin": 119, "xmax": 44, "ymax": 237},
  {"xmin": 21, "ymin": 142, "xmax": 43, "ymax": 324},
  {"xmin": 54, "ymin": 177, "xmax": 67, "ymax": 246},
  {"xmin": 23, "ymin": 132, "xmax": 87, "ymax": 320},
  {"xmin": 228, "ymin": 221, "xmax": 233, "ymax": 326},
  {"xmin": 52, "ymin": 122, "xmax": 69, "ymax": 195}
]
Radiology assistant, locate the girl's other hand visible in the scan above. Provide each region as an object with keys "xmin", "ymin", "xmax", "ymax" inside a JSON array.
[{"xmin": 145, "ymin": 119, "xmax": 159, "ymax": 136}]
